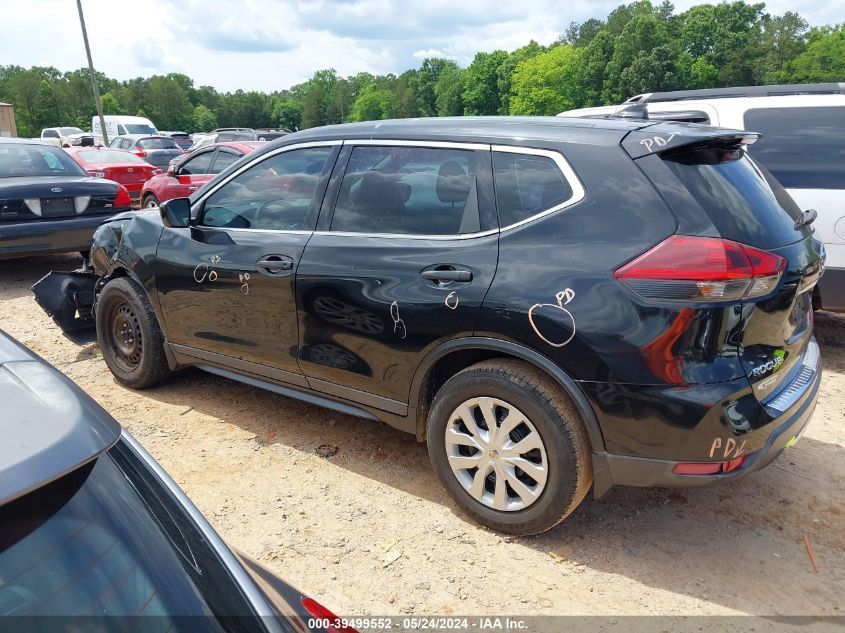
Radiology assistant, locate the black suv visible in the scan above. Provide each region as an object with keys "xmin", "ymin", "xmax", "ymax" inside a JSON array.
[{"xmin": 35, "ymin": 117, "xmax": 824, "ymax": 535}]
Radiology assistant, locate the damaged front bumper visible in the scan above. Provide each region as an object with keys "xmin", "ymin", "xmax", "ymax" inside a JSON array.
[
  {"xmin": 31, "ymin": 213, "xmax": 138, "ymax": 335},
  {"xmin": 32, "ymin": 269, "xmax": 98, "ymax": 333}
]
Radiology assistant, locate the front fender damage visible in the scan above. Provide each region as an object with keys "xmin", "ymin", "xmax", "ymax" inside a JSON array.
[{"xmin": 31, "ymin": 213, "xmax": 138, "ymax": 334}]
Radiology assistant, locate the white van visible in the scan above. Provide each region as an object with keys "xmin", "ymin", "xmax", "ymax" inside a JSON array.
[
  {"xmin": 559, "ymin": 83, "xmax": 845, "ymax": 312},
  {"xmin": 92, "ymin": 115, "xmax": 158, "ymax": 141}
]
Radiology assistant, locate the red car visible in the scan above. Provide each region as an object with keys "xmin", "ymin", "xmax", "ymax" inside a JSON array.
[
  {"xmin": 139, "ymin": 141, "xmax": 264, "ymax": 207},
  {"xmin": 64, "ymin": 146, "xmax": 160, "ymax": 205}
]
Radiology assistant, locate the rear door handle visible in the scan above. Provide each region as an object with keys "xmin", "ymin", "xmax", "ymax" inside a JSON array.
[
  {"xmin": 256, "ymin": 255, "xmax": 294, "ymax": 274},
  {"xmin": 421, "ymin": 269, "xmax": 472, "ymax": 283}
]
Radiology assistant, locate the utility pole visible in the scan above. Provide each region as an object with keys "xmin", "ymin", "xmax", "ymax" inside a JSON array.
[{"xmin": 76, "ymin": 0, "xmax": 108, "ymax": 144}]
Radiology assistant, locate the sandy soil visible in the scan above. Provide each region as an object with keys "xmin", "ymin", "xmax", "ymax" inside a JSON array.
[{"xmin": 2, "ymin": 254, "xmax": 843, "ymax": 621}]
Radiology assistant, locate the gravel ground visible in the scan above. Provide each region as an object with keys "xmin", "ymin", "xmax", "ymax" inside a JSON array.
[{"xmin": 2, "ymin": 253, "xmax": 844, "ymax": 621}]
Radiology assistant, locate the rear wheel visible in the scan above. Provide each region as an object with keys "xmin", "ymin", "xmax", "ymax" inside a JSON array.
[
  {"xmin": 96, "ymin": 276, "xmax": 172, "ymax": 388},
  {"xmin": 142, "ymin": 194, "xmax": 160, "ymax": 209},
  {"xmin": 427, "ymin": 359, "xmax": 592, "ymax": 535}
]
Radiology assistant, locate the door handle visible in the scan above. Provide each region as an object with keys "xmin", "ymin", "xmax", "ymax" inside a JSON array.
[
  {"xmin": 421, "ymin": 269, "xmax": 472, "ymax": 283},
  {"xmin": 256, "ymin": 255, "xmax": 293, "ymax": 274},
  {"xmin": 188, "ymin": 185, "xmax": 198, "ymax": 191}
]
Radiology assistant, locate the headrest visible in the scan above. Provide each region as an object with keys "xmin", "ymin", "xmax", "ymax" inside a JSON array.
[{"xmin": 436, "ymin": 160, "xmax": 470, "ymax": 204}]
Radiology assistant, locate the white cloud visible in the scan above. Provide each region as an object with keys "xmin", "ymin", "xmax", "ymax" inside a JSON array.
[
  {"xmin": 0, "ymin": 0, "xmax": 840, "ymax": 93},
  {"xmin": 412, "ymin": 49, "xmax": 457, "ymax": 60}
]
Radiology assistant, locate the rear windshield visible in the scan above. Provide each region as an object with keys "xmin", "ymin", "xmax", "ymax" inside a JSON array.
[
  {"xmin": 76, "ymin": 150, "xmax": 147, "ymax": 165},
  {"xmin": 744, "ymin": 106, "xmax": 845, "ymax": 190},
  {"xmin": 138, "ymin": 138, "xmax": 180, "ymax": 150},
  {"xmin": 662, "ymin": 147, "xmax": 808, "ymax": 250},
  {"xmin": 0, "ymin": 144, "xmax": 87, "ymax": 178},
  {"xmin": 124, "ymin": 124, "xmax": 157, "ymax": 135}
]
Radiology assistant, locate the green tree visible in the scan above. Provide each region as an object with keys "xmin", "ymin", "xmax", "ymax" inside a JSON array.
[
  {"xmin": 678, "ymin": 1, "xmax": 765, "ymax": 85},
  {"xmin": 271, "ymin": 98, "xmax": 302, "ymax": 130},
  {"xmin": 785, "ymin": 25, "xmax": 845, "ymax": 82},
  {"xmin": 145, "ymin": 75, "xmax": 193, "ymax": 129},
  {"xmin": 414, "ymin": 59, "xmax": 454, "ymax": 117},
  {"xmin": 604, "ymin": 13, "xmax": 678, "ymax": 101},
  {"xmin": 462, "ymin": 50, "xmax": 508, "ymax": 115},
  {"xmin": 496, "ymin": 41, "xmax": 544, "ymax": 114},
  {"xmin": 433, "ymin": 61, "xmax": 463, "ymax": 116},
  {"xmin": 192, "ymin": 104, "xmax": 217, "ymax": 131},
  {"xmin": 574, "ymin": 31, "xmax": 615, "ymax": 106},
  {"xmin": 100, "ymin": 92, "xmax": 123, "ymax": 115},
  {"xmin": 509, "ymin": 45, "xmax": 582, "ymax": 115},
  {"xmin": 349, "ymin": 83, "xmax": 399, "ymax": 121}
]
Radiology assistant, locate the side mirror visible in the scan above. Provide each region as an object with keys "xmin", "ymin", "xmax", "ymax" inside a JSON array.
[
  {"xmin": 159, "ymin": 198, "xmax": 192, "ymax": 228},
  {"xmin": 167, "ymin": 163, "xmax": 177, "ymax": 176}
]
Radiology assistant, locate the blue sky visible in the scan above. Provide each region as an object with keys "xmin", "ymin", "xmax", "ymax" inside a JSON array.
[{"xmin": 1, "ymin": 0, "xmax": 841, "ymax": 92}]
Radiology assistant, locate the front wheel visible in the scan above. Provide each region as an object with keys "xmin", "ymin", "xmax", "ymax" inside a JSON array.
[
  {"xmin": 96, "ymin": 276, "xmax": 172, "ymax": 388},
  {"xmin": 427, "ymin": 359, "xmax": 592, "ymax": 535}
]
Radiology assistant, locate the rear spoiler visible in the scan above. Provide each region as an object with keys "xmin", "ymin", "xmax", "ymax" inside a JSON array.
[{"xmin": 622, "ymin": 122, "xmax": 759, "ymax": 159}]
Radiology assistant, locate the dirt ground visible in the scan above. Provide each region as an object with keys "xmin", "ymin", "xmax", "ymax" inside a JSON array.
[{"xmin": 2, "ymin": 253, "xmax": 844, "ymax": 621}]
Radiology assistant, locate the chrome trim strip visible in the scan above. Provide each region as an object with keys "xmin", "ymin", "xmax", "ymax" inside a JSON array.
[
  {"xmin": 764, "ymin": 338, "xmax": 820, "ymax": 414},
  {"xmin": 491, "ymin": 144, "xmax": 586, "ymax": 232},
  {"xmin": 192, "ymin": 140, "xmax": 343, "ymax": 211},
  {"xmin": 311, "ymin": 228, "xmax": 499, "ymax": 241},
  {"xmin": 344, "ymin": 138, "xmax": 490, "ymax": 151},
  {"xmin": 120, "ymin": 431, "xmax": 279, "ymax": 619}
]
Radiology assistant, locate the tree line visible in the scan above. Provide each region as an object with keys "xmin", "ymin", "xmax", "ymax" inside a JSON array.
[{"xmin": 1, "ymin": 0, "xmax": 843, "ymax": 138}]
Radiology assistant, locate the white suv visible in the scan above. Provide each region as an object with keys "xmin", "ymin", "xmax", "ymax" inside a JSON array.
[{"xmin": 560, "ymin": 83, "xmax": 845, "ymax": 312}]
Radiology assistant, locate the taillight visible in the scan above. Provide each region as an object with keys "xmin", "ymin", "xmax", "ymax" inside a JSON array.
[
  {"xmin": 614, "ymin": 235, "xmax": 785, "ymax": 302},
  {"xmin": 114, "ymin": 185, "xmax": 132, "ymax": 208},
  {"xmin": 301, "ymin": 596, "xmax": 358, "ymax": 633}
]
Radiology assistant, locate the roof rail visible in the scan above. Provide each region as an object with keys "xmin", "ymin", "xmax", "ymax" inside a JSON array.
[{"xmin": 639, "ymin": 83, "xmax": 845, "ymax": 103}]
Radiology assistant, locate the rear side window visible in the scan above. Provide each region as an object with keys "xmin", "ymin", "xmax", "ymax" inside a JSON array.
[
  {"xmin": 744, "ymin": 107, "xmax": 845, "ymax": 190},
  {"xmin": 331, "ymin": 145, "xmax": 481, "ymax": 236},
  {"xmin": 180, "ymin": 151, "xmax": 215, "ymax": 175},
  {"xmin": 138, "ymin": 138, "xmax": 180, "ymax": 150},
  {"xmin": 210, "ymin": 150, "xmax": 242, "ymax": 174},
  {"xmin": 662, "ymin": 147, "xmax": 808, "ymax": 250},
  {"xmin": 492, "ymin": 151, "xmax": 573, "ymax": 227}
]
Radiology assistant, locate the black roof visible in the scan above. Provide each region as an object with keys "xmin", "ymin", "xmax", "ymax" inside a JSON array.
[
  {"xmin": 283, "ymin": 116, "xmax": 654, "ymax": 146},
  {"xmin": 628, "ymin": 82, "xmax": 845, "ymax": 104},
  {"xmin": 0, "ymin": 330, "xmax": 121, "ymax": 507}
]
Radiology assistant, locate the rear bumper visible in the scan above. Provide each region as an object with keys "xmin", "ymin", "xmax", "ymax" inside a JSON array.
[
  {"xmin": 592, "ymin": 365, "xmax": 820, "ymax": 496},
  {"xmin": 0, "ymin": 214, "xmax": 122, "ymax": 258},
  {"xmin": 817, "ymin": 266, "xmax": 845, "ymax": 312}
]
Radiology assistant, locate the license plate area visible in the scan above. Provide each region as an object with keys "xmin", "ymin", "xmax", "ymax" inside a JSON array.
[{"xmin": 40, "ymin": 197, "xmax": 76, "ymax": 217}]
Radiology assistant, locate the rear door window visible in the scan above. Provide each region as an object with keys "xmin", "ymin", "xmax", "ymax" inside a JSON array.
[
  {"xmin": 180, "ymin": 151, "xmax": 215, "ymax": 175},
  {"xmin": 492, "ymin": 151, "xmax": 574, "ymax": 227},
  {"xmin": 743, "ymin": 106, "xmax": 845, "ymax": 190},
  {"xmin": 330, "ymin": 145, "xmax": 481, "ymax": 235},
  {"xmin": 209, "ymin": 150, "xmax": 243, "ymax": 174}
]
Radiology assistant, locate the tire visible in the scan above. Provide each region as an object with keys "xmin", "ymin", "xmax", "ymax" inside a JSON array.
[
  {"xmin": 96, "ymin": 276, "xmax": 172, "ymax": 389},
  {"xmin": 427, "ymin": 359, "xmax": 592, "ymax": 535},
  {"xmin": 142, "ymin": 194, "xmax": 160, "ymax": 209}
]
